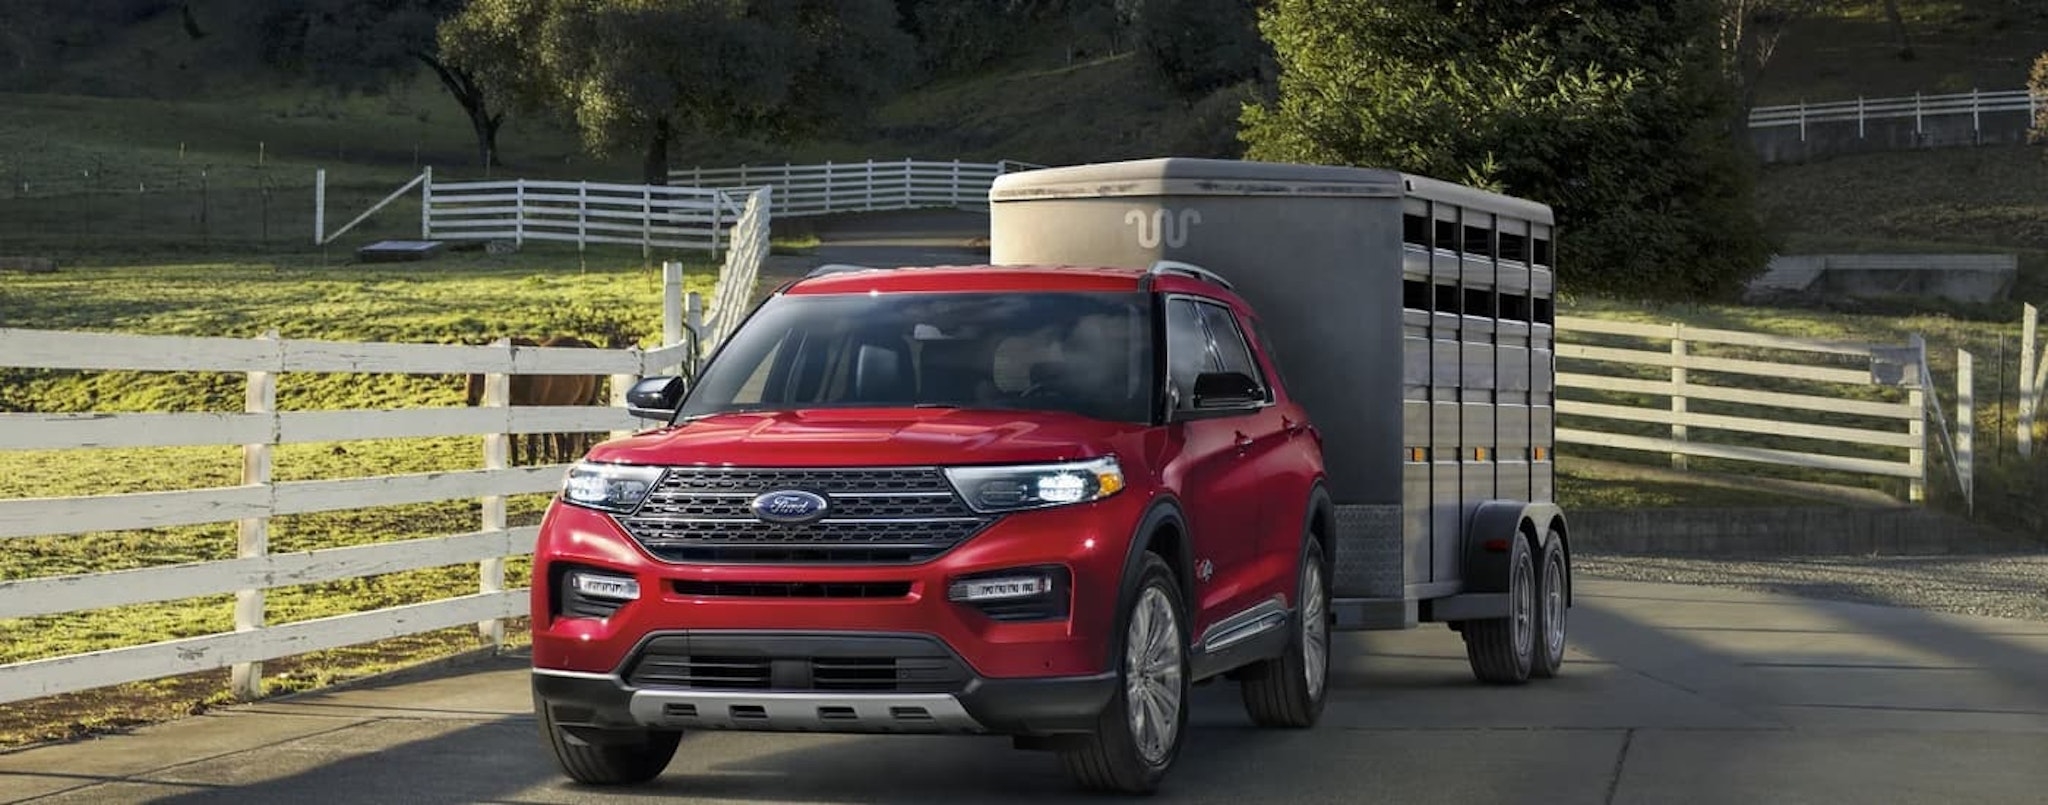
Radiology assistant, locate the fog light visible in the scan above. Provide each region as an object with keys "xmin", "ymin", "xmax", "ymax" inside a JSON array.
[
  {"xmin": 569, "ymin": 570, "xmax": 641, "ymax": 601},
  {"xmin": 948, "ymin": 574, "xmax": 1052, "ymax": 603}
]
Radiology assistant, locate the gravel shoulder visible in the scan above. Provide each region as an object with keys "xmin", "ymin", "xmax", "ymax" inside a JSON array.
[{"xmin": 1578, "ymin": 552, "xmax": 2048, "ymax": 622}]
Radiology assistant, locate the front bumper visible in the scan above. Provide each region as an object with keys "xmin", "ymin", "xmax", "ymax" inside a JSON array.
[{"xmin": 532, "ymin": 632, "xmax": 1117, "ymax": 737}]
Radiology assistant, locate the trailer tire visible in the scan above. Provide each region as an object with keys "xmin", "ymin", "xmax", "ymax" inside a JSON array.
[
  {"xmin": 1531, "ymin": 531, "xmax": 1568, "ymax": 679},
  {"xmin": 536, "ymin": 693, "xmax": 681, "ymax": 786},
  {"xmin": 1060, "ymin": 551, "xmax": 1189, "ymax": 794},
  {"xmin": 1239, "ymin": 535, "xmax": 1329, "ymax": 728},
  {"xmin": 1461, "ymin": 532, "xmax": 1535, "ymax": 685}
]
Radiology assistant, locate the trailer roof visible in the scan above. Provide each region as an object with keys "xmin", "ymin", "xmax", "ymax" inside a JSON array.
[{"xmin": 989, "ymin": 157, "xmax": 1554, "ymax": 226}]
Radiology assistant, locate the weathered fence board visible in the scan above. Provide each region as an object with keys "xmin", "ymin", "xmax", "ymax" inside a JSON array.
[{"xmin": 0, "ymin": 591, "xmax": 524, "ymax": 703}]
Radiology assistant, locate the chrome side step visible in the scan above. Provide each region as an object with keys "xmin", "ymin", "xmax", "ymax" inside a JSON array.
[{"xmin": 1197, "ymin": 595, "xmax": 1289, "ymax": 654}]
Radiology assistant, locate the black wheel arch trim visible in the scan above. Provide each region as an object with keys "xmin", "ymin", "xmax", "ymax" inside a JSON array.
[
  {"xmin": 1460, "ymin": 501, "xmax": 1568, "ymax": 601},
  {"xmin": 1107, "ymin": 495, "xmax": 1197, "ymax": 672}
]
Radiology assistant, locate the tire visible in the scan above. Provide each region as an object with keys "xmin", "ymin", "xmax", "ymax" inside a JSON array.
[
  {"xmin": 1531, "ymin": 532, "xmax": 1568, "ymax": 679},
  {"xmin": 1239, "ymin": 535, "xmax": 1330, "ymax": 728},
  {"xmin": 536, "ymin": 693, "xmax": 682, "ymax": 786},
  {"xmin": 1060, "ymin": 551, "xmax": 1190, "ymax": 794},
  {"xmin": 1461, "ymin": 531, "xmax": 1536, "ymax": 685}
]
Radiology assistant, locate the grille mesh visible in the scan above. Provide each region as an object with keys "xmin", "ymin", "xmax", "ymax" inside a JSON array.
[{"xmin": 616, "ymin": 467, "xmax": 993, "ymax": 564}]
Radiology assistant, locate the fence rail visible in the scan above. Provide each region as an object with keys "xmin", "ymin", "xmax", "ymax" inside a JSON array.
[
  {"xmin": 1551, "ymin": 316, "xmax": 1944, "ymax": 499},
  {"xmin": 667, "ymin": 158, "xmax": 1041, "ymax": 218},
  {"xmin": 0, "ymin": 327, "xmax": 693, "ymax": 705}
]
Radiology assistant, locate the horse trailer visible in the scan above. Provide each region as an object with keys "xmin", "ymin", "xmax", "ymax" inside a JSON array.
[{"xmin": 987, "ymin": 158, "xmax": 1572, "ymax": 681}]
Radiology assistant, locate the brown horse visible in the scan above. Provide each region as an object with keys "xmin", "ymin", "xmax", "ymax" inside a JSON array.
[{"xmin": 465, "ymin": 336, "xmax": 609, "ymax": 465}]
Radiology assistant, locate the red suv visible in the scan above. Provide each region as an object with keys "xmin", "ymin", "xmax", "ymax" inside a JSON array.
[{"xmin": 529, "ymin": 261, "xmax": 1333, "ymax": 793}]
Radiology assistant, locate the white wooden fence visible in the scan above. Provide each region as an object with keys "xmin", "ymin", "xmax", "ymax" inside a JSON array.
[
  {"xmin": 1551, "ymin": 316, "xmax": 1970, "ymax": 503},
  {"xmin": 1748, "ymin": 88, "xmax": 2042, "ymax": 140},
  {"xmin": 423, "ymin": 173, "xmax": 751, "ymax": 253},
  {"xmin": 0, "ymin": 329, "xmax": 691, "ymax": 704},
  {"xmin": 667, "ymin": 158, "xmax": 1043, "ymax": 218}
]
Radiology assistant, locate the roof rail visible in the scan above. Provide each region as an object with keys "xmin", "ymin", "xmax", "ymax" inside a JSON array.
[
  {"xmin": 1147, "ymin": 260, "xmax": 1233, "ymax": 290},
  {"xmin": 805, "ymin": 263, "xmax": 884, "ymax": 278}
]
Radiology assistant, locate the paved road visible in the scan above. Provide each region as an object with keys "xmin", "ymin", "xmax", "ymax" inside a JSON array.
[{"xmin": 5, "ymin": 577, "xmax": 2047, "ymax": 805}]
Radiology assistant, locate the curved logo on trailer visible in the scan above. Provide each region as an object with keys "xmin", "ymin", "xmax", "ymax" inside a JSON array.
[
  {"xmin": 1126, "ymin": 208, "xmax": 1202, "ymax": 249},
  {"xmin": 750, "ymin": 490, "xmax": 830, "ymax": 524}
]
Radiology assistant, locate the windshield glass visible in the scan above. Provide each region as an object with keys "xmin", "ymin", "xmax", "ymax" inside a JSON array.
[{"xmin": 677, "ymin": 290, "xmax": 1156, "ymax": 423}]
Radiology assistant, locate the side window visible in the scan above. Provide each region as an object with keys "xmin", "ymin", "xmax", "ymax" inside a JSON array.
[
  {"xmin": 1195, "ymin": 302, "xmax": 1266, "ymax": 397},
  {"xmin": 1164, "ymin": 298, "xmax": 1215, "ymax": 407}
]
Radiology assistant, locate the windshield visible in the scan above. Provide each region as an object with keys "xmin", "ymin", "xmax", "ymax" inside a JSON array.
[{"xmin": 677, "ymin": 290, "xmax": 1156, "ymax": 423}]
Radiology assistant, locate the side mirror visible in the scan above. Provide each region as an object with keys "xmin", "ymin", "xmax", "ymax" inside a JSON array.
[
  {"xmin": 1191, "ymin": 371, "xmax": 1262, "ymax": 408},
  {"xmin": 626, "ymin": 375, "xmax": 689, "ymax": 421}
]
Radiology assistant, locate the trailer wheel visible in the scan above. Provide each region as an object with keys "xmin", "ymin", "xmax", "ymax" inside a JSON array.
[
  {"xmin": 1239, "ymin": 535, "xmax": 1329, "ymax": 728},
  {"xmin": 1531, "ymin": 531, "xmax": 1568, "ymax": 679},
  {"xmin": 1461, "ymin": 532, "xmax": 1535, "ymax": 684},
  {"xmin": 1060, "ymin": 551, "xmax": 1189, "ymax": 794}
]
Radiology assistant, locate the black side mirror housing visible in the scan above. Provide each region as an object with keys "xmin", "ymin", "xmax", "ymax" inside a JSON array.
[
  {"xmin": 626, "ymin": 375, "xmax": 689, "ymax": 421},
  {"xmin": 1191, "ymin": 371, "xmax": 1262, "ymax": 408}
]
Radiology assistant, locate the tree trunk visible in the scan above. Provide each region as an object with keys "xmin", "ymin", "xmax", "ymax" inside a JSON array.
[
  {"xmin": 1880, "ymin": 0, "xmax": 1914, "ymax": 60},
  {"xmin": 642, "ymin": 118, "xmax": 672, "ymax": 186},
  {"xmin": 416, "ymin": 52, "xmax": 504, "ymax": 168}
]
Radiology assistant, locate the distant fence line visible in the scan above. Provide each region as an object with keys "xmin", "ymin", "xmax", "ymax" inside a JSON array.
[
  {"xmin": 667, "ymin": 158, "xmax": 1044, "ymax": 218},
  {"xmin": 1746, "ymin": 88, "xmax": 2044, "ymax": 162}
]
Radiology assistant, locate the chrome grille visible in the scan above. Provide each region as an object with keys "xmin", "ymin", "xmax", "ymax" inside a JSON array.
[{"xmin": 616, "ymin": 467, "xmax": 992, "ymax": 564}]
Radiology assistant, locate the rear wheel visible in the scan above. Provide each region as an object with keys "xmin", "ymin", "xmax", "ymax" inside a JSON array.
[
  {"xmin": 1532, "ymin": 533, "xmax": 1568, "ymax": 679},
  {"xmin": 536, "ymin": 693, "xmax": 681, "ymax": 786},
  {"xmin": 1461, "ymin": 532, "xmax": 1536, "ymax": 684},
  {"xmin": 1239, "ymin": 536, "xmax": 1329, "ymax": 727},
  {"xmin": 1060, "ymin": 551, "xmax": 1189, "ymax": 794}
]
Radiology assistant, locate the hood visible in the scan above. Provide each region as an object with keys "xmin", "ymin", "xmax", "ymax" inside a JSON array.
[{"xmin": 589, "ymin": 407, "xmax": 1148, "ymax": 468}]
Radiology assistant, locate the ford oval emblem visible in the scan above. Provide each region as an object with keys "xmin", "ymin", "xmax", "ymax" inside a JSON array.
[{"xmin": 750, "ymin": 490, "xmax": 829, "ymax": 524}]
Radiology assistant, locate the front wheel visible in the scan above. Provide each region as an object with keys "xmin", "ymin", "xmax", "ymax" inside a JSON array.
[
  {"xmin": 1060, "ymin": 551, "xmax": 1190, "ymax": 794},
  {"xmin": 536, "ymin": 693, "xmax": 681, "ymax": 786},
  {"xmin": 1239, "ymin": 536, "xmax": 1330, "ymax": 727}
]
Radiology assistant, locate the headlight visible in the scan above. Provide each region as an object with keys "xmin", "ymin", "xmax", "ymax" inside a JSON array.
[
  {"xmin": 944, "ymin": 457, "xmax": 1125, "ymax": 513},
  {"xmin": 561, "ymin": 461, "xmax": 664, "ymax": 513}
]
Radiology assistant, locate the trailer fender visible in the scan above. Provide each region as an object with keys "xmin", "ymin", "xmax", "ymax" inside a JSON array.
[{"xmin": 1460, "ymin": 501, "xmax": 1566, "ymax": 594}]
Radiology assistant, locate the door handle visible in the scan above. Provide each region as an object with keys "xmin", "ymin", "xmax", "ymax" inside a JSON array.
[
  {"xmin": 1283, "ymin": 416, "xmax": 1307, "ymax": 436},
  {"xmin": 1235, "ymin": 432, "xmax": 1254, "ymax": 454}
]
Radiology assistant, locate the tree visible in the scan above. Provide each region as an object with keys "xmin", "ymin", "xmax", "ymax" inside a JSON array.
[
  {"xmin": 1716, "ymin": 0, "xmax": 1842, "ymax": 119},
  {"xmin": 1240, "ymin": 0, "xmax": 1775, "ymax": 301},
  {"xmin": 256, "ymin": 0, "xmax": 507, "ymax": 168},
  {"xmin": 1131, "ymin": 0, "xmax": 1269, "ymax": 101},
  {"xmin": 442, "ymin": 0, "xmax": 915, "ymax": 185}
]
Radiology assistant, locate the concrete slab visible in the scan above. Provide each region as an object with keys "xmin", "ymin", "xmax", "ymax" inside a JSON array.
[
  {"xmin": 1613, "ymin": 729, "xmax": 2048, "ymax": 805},
  {"xmin": 5, "ymin": 578, "xmax": 2048, "ymax": 804}
]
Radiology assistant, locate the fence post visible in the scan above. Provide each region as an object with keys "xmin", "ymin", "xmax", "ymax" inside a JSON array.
[
  {"xmin": 478, "ymin": 339, "xmax": 511, "ymax": 649},
  {"xmin": 1915, "ymin": 92, "xmax": 1924, "ymax": 139},
  {"xmin": 313, "ymin": 168, "xmax": 326, "ymax": 245},
  {"xmin": 578, "ymin": 180, "xmax": 589, "ymax": 253},
  {"xmin": 2022, "ymin": 303, "xmax": 2039, "ymax": 458},
  {"xmin": 1972, "ymin": 88, "xmax": 1982, "ymax": 141},
  {"xmin": 1798, "ymin": 102, "xmax": 1807, "ymax": 142},
  {"xmin": 1858, "ymin": 97, "xmax": 1866, "ymax": 139},
  {"xmin": 687, "ymin": 291, "xmax": 705, "ymax": 351},
  {"xmin": 903, "ymin": 157, "xmax": 913, "ymax": 209},
  {"xmin": 663, "ymin": 261, "xmax": 685, "ymax": 375},
  {"xmin": 710, "ymin": 191, "xmax": 724, "ymax": 256},
  {"xmin": 952, "ymin": 159, "xmax": 961, "ymax": 208},
  {"xmin": 642, "ymin": 184, "xmax": 653, "ymax": 262},
  {"xmin": 610, "ymin": 356, "xmax": 638, "ymax": 442},
  {"xmin": 1958, "ymin": 348, "xmax": 1974, "ymax": 515},
  {"xmin": 1670, "ymin": 323, "xmax": 1688, "ymax": 471},
  {"xmin": 1908, "ymin": 334, "xmax": 1927, "ymax": 503},
  {"xmin": 230, "ymin": 329, "xmax": 280, "ymax": 702},
  {"xmin": 419, "ymin": 166, "xmax": 433, "ymax": 240},
  {"xmin": 824, "ymin": 160, "xmax": 834, "ymax": 215},
  {"xmin": 865, "ymin": 159, "xmax": 875, "ymax": 212},
  {"xmin": 514, "ymin": 179, "xmax": 526, "ymax": 248}
]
